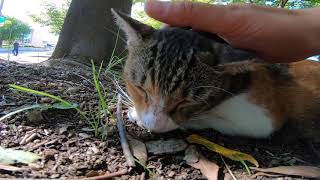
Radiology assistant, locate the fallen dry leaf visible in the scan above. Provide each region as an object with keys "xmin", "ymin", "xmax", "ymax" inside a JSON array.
[
  {"xmin": 127, "ymin": 135, "xmax": 147, "ymax": 166},
  {"xmin": 251, "ymin": 166, "xmax": 320, "ymax": 178},
  {"xmin": 0, "ymin": 147, "xmax": 41, "ymax": 165},
  {"xmin": 184, "ymin": 146, "xmax": 219, "ymax": 180},
  {"xmin": 187, "ymin": 134, "xmax": 259, "ymax": 167},
  {"xmin": 145, "ymin": 139, "xmax": 188, "ymax": 155}
]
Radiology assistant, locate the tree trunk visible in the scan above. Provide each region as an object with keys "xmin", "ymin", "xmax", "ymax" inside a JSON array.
[
  {"xmin": 0, "ymin": 40, "xmax": 3, "ymax": 47},
  {"xmin": 51, "ymin": 0, "xmax": 132, "ymax": 65}
]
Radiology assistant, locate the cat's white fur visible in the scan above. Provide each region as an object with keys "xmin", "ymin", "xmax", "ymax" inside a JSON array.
[
  {"xmin": 184, "ymin": 93, "xmax": 275, "ymax": 138},
  {"xmin": 128, "ymin": 93, "xmax": 275, "ymax": 137},
  {"xmin": 128, "ymin": 107, "xmax": 178, "ymax": 133}
]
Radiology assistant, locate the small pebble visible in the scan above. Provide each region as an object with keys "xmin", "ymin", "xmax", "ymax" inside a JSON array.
[
  {"xmin": 66, "ymin": 87, "xmax": 80, "ymax": 94},
  {"xmin": 79, "ymin": 133, "xmax": 91, "ymax": 139},
  {"xmin": 145, "ymin": 139, "xmax": 188, "ymax": 155},
  {"xmin": 168, "ymin": 171, "xmax": 175, "ymax": 177},
  {"xmin": 40, "ymin": 97, "xmax": 51, "ymax": 103},
  {"xmin": 59, "ymin": 126, "xmax": 68, "ymax": 135},
  {"xmin": 29, "ymin": 163, "xmax": 42, "ymax": 170},
  {"xmin": 50, "ymin": 174, "xmax": 60, "ymax": 179},
  {"xmin": 43, "ymin": 149, "xmax": 59, "ymax": 160},
  {"xmin": 90, "ymin": 146, "xmax": 100, "ymax": 154},
  {"xmin": 81, "ymin": 127, "xmax": 94, "ymax": 132},
  {"xmin": 43, "ymin": 129, "xmax": 50, "ymax": 135}
]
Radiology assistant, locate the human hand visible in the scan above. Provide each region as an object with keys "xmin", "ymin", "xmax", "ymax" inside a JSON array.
[{"xmin": 145, "ymin": 0, "xmax": 320, "ymax": 63}]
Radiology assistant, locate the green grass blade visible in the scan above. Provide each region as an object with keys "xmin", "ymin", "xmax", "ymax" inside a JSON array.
[
  {"xmin": 9, "ymin": 84, "xmax": 75, "ymax": 109},
  {"xmin": 108, "ymin": 28, "xmax": 120, "ymax": 66},
  {"xmin": 241, "ymin": 160, "xmax": 251, "ymax": 175},
  {"xmin": 0, "ymin": 104, "xmax": 48, "ymax": 121},
  {"xmin": 97, "ymin": 59, "xmax": 105, "ymax": 78},
  {"xmin": 91, "ymin": 60, "xmax": 109, "ymax": 114}
]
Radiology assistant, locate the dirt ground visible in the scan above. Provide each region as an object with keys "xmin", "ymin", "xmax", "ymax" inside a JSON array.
[{"xmin": 0, "ymin": 60, "xmax": 319, "ymax": 179}]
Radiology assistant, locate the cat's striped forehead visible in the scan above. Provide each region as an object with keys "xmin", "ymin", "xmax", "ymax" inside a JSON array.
[{"xmin": 125, "ymin": 27, "xmax": 209, "ymax": 95}]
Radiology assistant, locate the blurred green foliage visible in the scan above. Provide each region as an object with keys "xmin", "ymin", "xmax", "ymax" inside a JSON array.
[
  {"xmin": 0, "ymin": 17, "xmax": 31, "ymax": 44},
  {"xmin": 30, "ymin": 0, "xmax": 71, "ymax": 35}
]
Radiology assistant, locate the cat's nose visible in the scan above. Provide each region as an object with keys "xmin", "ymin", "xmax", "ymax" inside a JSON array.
[
  {"xmin": 128, "ymin": 107, "xmax": 145, "ymax": 128},
  {"xmin": 141, "ymin": 110, "xmax": 179, "ymax": 133}
]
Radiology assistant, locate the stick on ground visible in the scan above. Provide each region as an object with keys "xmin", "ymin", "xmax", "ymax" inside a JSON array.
[
  {"xmin": 116, "ymin": 94, "xmax": 135, "ymax": 167},
  {"xmin": 82, "ymin": 169, "xmax": 128, "ymax": 180}
]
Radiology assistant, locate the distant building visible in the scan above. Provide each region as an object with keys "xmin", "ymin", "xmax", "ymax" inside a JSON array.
[{"xmin": 27, "ymin": 26, "xmax": 58, "ymax": 47}]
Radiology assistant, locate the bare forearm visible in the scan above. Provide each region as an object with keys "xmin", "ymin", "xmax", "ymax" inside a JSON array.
[
  {"xmin": 297, "ymin": 7, "xmax": 320, "ymax": 57},
  {"xmin": 145, "ymin": 0, "xmax": 320, "ymax": 62}
]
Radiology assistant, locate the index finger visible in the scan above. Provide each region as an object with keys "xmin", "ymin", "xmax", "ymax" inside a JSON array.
[{"xmin": 144, "ymin": 0, "xmax": 243, "ymax": 35}]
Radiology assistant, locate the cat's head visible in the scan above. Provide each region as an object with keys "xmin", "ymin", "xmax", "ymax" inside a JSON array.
[{"xmin": 112, "ymin": 9, "xmax": 255, "ymax": 133}]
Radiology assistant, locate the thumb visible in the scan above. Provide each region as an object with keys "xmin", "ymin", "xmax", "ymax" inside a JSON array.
[{"xmin": 144, "ymin": 0, "xmax": 243, "ymax": 35}]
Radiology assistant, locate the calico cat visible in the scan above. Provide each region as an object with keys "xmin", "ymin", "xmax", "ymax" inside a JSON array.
[{"xmin": 111, "ymin": 9, "xmax": 320, "ymax": 142}]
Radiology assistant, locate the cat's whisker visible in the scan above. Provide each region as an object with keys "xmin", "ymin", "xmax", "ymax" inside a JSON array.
[
  {"xmin": 110, "ymin": 77, "xmax": 133, "ymax": 104},
  {"xmin": 193, "ymin": 95, "xmax": 211, "ymax": 107},
  {"xmin": 122, "ymin": 101, "xmax": 133, "ymax": 108},
  {"xmin": 118, "ymin": 93, "xmax": 133, "ymax": 107},
  {"xmin": 105, "ymin": 74, "xmax": 134, "ymax": 108}
]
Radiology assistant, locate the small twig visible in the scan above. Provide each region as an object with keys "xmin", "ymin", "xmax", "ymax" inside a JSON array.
[
  {"xmin": 82, "ymin": 169, "xmax": 128, "ymax": 180},
  {"xmin": 31, "ymin": 139, "xmax": 49, "ymax": 151},
  {"xmin": 251, "ymin": 172, "xmax": 282, "ymax": 178},
  {"xmin": 0, "ymin": 163, "xmax": 30, "ymax": 172},
  {"xmin": 116, "ymin": 94, "xmax": 135, "ymax": 167},
  {"xmin": 220, "ymin": 156, "xmax": 237, "ymax": 180},
  {"xmin": 45, "ymin": 139, "xmax": 58, "ymax": 146},
  {"xmin": 19, "ymin": 129, "xmax": 37, "ymax": 145},
  {"xmin": 25, "ymin": 133, "xmax": 38, "ymax": 143}
]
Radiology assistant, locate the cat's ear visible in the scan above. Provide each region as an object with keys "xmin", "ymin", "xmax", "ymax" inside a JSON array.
[
  {"xmin": 195, "ymin": 41, "xmax": 259, "ymax": 75},
  {"xmin": 197, "ymin": 42, "xmax": 259, "ymax": 75},
  {"xmin": 111, "ymin": 8, "xmax": 155, "ymax": 43},
  {"xmin": 212, "ymin": 45, "xmax": 261, "ymax": 75},
  {"xmin": 196, "ymin": 33, "xmax": 257, "ymax": 67}
]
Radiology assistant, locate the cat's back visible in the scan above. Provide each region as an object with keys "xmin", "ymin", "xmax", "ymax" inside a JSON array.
[
  {"xmin": 289, "ymin": 60, "xmax": 320, "ymax": 87},
  {"xmin": 249, "ymin": 60, "xmax": 320, "ymax": 141}
]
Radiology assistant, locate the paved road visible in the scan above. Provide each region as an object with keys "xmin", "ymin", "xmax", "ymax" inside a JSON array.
[
  {"xmin": 0, "ymin": 48, "xmax": 53, "ymax": 64},
  {"xmin": 0, "ymin": 48, "xmax": 318, "ymax": 64}
]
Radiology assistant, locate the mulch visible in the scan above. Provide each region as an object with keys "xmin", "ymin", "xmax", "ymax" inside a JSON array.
[{"xmin": 0, "ymin": 60, "xmax": 318, "ymax": 179}]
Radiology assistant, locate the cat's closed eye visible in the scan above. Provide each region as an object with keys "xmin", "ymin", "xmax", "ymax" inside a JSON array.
[
  {"xmin": 136, "ymin": 86, "xmax": 148, "ymax": 102},
  {"xmin": 168, "ymin": 99, "xmax": 189, "ymax": 114}
]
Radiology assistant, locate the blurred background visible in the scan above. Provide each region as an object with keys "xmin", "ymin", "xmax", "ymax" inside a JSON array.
[{"xmin": 0, "ymin": 0, "xmax": 319, "ymax": 63}]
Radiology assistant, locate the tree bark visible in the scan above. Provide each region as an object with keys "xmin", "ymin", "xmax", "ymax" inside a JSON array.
[{"xmin": 51, "ymin": 0, "xmax": 132, "ymax": 65}]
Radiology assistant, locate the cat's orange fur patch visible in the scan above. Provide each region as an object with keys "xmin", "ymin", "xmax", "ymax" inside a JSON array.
[
  {"xmin": 248, "ymin": 60, "xmax": 320, "ymax": 133},
  {"xmin": 125, "ymin": 80, "xmax": 149, "ymax": 115}
]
